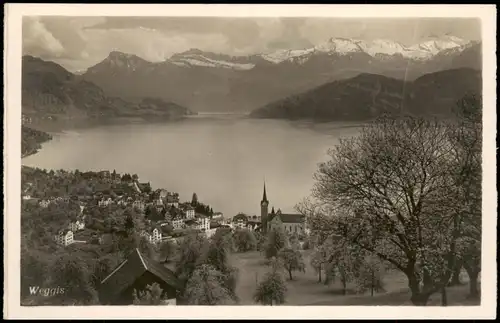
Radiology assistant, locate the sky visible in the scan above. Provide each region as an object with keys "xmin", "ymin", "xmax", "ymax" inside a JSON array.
[{"xmin": 22, "ymin": 16, "xmax": 481, "ymax": 72}]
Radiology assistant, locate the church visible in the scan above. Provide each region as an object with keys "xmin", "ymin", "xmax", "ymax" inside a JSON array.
[{"xmin": 260, "ymin": 183, "xmax": 306, "ymax": 235}]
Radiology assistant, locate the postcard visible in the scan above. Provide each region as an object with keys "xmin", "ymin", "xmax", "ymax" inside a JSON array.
[{"xmin": 3, "ymin": 3, "xmax": 497, "ymax": 320}]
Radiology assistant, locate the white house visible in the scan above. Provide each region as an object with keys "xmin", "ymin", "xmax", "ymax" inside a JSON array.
[
  {"xmin": 39, "ymin": 199, "xmax": 51, "ymax": 208},
  {"xmin": 195, "ymin": 215, "xmax": 210, "ymax": 231},
  {"xmin": 22, "ymin": 194, "xmax": 31, "ymax": 200},
  {"xmin": 68, "ymin": 220, "xmax": 85, "ymax": 232},
  {"xmin": 232, "ymin": 213, "xmax": 248, "ymax": 229},
  {"xmin": 98, "ymin": 197, "xmax": 113, "ymax": 207},
  {"xmin": 172, "ymin": 218, "xmax": 184, "ymax": 230},
  {"xmin": 55, "ymin": 230, "xmax": 74, "ymax": 246},
  {"xmin": 142, "ymin": 227, "xmax": 162, "ymax": 244},
  {"xmin": 183, "ymin": 206, "xmax": 195, "ymax": 220}
]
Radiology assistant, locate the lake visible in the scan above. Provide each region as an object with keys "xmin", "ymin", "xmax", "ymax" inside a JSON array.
[{"xmin": 22, "ymin": 115, "xmax": 362, "ymax": 218}]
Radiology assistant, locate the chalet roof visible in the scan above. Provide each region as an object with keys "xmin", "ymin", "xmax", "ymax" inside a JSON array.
[
  {"xmin": 99, "ymin": 248, "xmax": 182, "ymax": 303},
  {"xmin": 269, "ymin": 213, "xmax": 305, "ymax": 224}
]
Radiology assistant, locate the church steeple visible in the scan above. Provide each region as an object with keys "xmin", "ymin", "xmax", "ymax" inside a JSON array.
[
  {"xmin": 260, "ymin": 181, "xmax": 269, "ymax": 234},
  {"xmin": 262, "ymin": 182, "xmax": 268, "ymax": 204}
]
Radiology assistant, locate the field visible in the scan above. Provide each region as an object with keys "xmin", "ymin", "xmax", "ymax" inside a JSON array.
[{"xmin": 230, "ymin": 250, "xmax": 481, "ymax": 306}]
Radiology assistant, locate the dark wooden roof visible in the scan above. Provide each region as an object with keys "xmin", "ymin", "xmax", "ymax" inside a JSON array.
[{"xmin": 99, "ymin": 248, "xmax": 182, "ymax": 303}]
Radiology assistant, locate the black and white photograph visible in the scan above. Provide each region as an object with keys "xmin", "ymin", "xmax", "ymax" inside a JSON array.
[{"xmin": 3, "ymin": 4, "xmax": 497, "ymax": 320}]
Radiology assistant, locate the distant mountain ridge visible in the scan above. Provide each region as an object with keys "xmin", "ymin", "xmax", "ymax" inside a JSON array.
[
  {"xmin": 249, "ymin": 68, "xmax": 482, "ymax": 121},
  {"xmin": 22, "ymin": 56, "xmax": 195, "ymax": 128},
  {"xmin": 80, "ymin": 35, "xmax": 481, "ymax": 113}
]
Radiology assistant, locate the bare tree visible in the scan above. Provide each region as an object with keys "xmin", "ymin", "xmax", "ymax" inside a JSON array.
[
  {"xmin": 447, "ymin": 94, "xmax": 482, "ymax": 299},
  {"xmin": 300, "ymin": 115, "xmax": 464, "ymax": 305}
]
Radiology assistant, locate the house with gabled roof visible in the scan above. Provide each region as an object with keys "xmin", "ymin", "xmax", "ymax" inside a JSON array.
[{"xmin": 98, "ymin": 248, "xmax": 182, "ymax": 305}]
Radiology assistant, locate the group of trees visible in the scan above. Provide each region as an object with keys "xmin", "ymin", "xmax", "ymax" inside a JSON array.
[
  {"xmin": 21, "ymin": 166, "xmax": 136, "ymax": 199},
  {"xmin": 298, "ymin": 94, "xmax": 482, "ymax": 305},
  {"xmin": 21, "ymin": 126, "xmax": 52, "ymax": 157},
  {"xmin": 174, "ymin": 229, "xmax": 239, "ymax": 305},
  {"xmin": 308, "ymin": 236, "xmax": 386, "ymax": 296},
  {"xmin": 253, "ymin": 228, "xmax": 307, "ymax": 305},
  {"xmin": 191, "ymin": 192, "xmax": 214, "ymax": 217}
]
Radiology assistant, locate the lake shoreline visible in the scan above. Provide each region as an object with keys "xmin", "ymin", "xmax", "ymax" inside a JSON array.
[{"xmin": 22, "ymin": 117, "xmax": 361, "ymax": 217}]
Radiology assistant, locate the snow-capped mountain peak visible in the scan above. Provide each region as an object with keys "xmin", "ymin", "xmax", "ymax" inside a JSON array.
[
  {"xmin": 314, "ymin": 37, "xmax": 363, "ymax": 54},
  {"xmin": 90, "ymin": 35, "xmax": 474, "ymax": 73},
  {"xmin": 169, "ymin": 50, "xmax": 255, "ymax": 70}
]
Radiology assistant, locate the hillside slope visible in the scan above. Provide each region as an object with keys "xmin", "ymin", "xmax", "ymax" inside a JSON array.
[
  {"xmin": 249, "ymin": 68, "xmax": 481, "ymax": 121},
  {"xmin": 22, "ymin": 56, "xmax": 195, "ymax": 127}
]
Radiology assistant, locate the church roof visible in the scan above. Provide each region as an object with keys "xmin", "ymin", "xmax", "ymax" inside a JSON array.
[
  {"xmin": 99, "ymin": 248, "xmax": 182, "ymax": 303},
  {"xmin": 269, "ymin": 213, "xmax": 305, "ymax": 224}
]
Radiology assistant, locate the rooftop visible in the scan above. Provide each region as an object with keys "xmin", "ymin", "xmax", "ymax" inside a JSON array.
[{"xmin": 99, "ymin": 248, "xmax": 182, "ymax": 304}]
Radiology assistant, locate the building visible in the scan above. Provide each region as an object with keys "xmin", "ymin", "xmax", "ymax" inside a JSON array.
[
  {"xmin": 260, "ymin": 182, "xmax": 306, "ymax": 235},
  {"xmin": 267, "ymin": 209, "xmax": 306, "ymax": 235},
  {"xmin": 68, "ymin": 220, "xmax": 85, "ymax": 232},
  {"xmin": 39, "ymin": 199, "xmax": 51, "ymax": 208},
  {"xmin": 22, "ymin": 194, "xmax": 31, "ymax": 200},
  {"xmin": 182, "ymin": 205, "xmax": 195, "ymax": 220},
  {"xmin": 98, "ymin": 197, "xmax": 113, "ymax": 207},
  {"xmin": 166, "ymin": 195, "xmax": 179, "ymax": 208},
  {"xmin": 195, "ymin": 214, "xmax": 210, "ymax": 231},
  {"xmin": 211, "ymin": 212, "xmax": 224, "ymax": 222},
  {"xmin": 232, "ymin": 213, "xmax": 249, "ymax": 229},
  {"xmin": 260, "ymin": 183, "xmax": 269, "ymax": 234},
  {"xmin": 172, "ymin": 217, "xmax": 185, "ymax": 230},
  {"xmin": 55, "ymin": 230, "xmax": 74, "ymax": 246},
  {"xmin": 98, "ymin": 248, "xmax": 182, "ymax": 305},
  {"xmin": 246, "ymin": 215, "xmax": 261, "ymax": 231},
  {"xmin": 142, "ymin": 227, "xmax": 163, "ymax": 244}
]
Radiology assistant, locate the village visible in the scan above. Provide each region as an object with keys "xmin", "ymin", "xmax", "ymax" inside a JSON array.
[{"xmin": 21, "ymin": 169, "xmax": 306, "ymax": 249}]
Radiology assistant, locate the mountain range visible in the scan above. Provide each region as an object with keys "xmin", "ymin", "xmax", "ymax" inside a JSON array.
[
  {"xmin": 80, "ymin": 36, "xmax": 481, "ymax": 113},
  {"xmin": 22, "ymin": 56, "xmax": 195, "ymax": 128}
]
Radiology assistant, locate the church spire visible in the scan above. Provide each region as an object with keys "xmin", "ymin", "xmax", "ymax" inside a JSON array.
[{"xmin": 262, "ymin": 181, "xmax": 268, "ymax": 203}]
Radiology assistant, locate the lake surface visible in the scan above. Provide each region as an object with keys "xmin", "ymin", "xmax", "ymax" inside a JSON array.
[{"xmin": 22, "ymin": 115, "xmax": 362, "ymax": 218}]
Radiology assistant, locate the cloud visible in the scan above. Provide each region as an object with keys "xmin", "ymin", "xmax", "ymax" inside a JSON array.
[
  {"xmin": 86, "ymin": 27, "xmax": 231, "ymax": 62},
  {"xmin": 22, "ymin": 17, "xmax": 65, "ymax": 58},
  {"xmin": 22, "ymin": 16, "xmax": 481, "ymax": 72}
]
